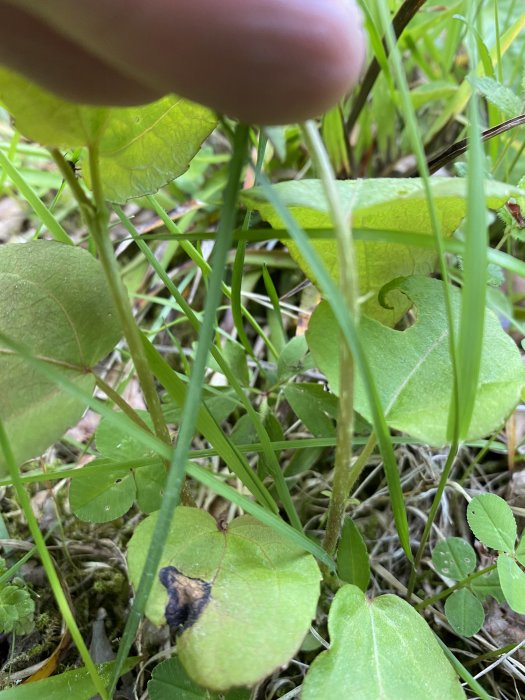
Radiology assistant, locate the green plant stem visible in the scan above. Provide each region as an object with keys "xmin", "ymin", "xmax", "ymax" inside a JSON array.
[
  {"xmin": 94, "ymin": 374, "xmax": 152, "ymax": 434},
  {"xmin": 85, "ymin": 147, "xmax": 171, "ymax": 446},
  {"xmin": 108, "ymin": 124, "xmax": 250, "ymax": 696},
  {"xmin": 435, "ymin": 636, "xmax": 490, "ymax": 700},
  {"xmin": 0, "ymin": 420, "xmax": 109, "ymax": 700},
  {"xmin": 301, "ymin": 121, "xmax": 359, "ymax": 559},
  {"xmin": 407, "ymin": 445, "xmax": 459, "ymax": 598},
  {"xmin": 415, "ymin": 564, "xmax": 496, "ymax": 610}
]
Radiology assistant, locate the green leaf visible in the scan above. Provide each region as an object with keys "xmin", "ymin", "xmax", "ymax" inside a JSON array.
[
  {"xmin": 0, "ymin": 584, "xmax": 34, "ymax": 634},
  {"xmin": 277, "ymin": 335, "xmax": 313, "ymax": 381},
  {"xmin": 432, "ymin": 538, "xmax": 477, "ymax": 581},
  {"xmin": 0, "ymin": 658, "xmax": 138, "ymax": 700},
  {"xmin": 95, "ymin": 412, "xmax": 164, "ymax": 514},
  {"xmin": 148, "ymin": 657, "xmax": 250, "ymax": 700},
  {"xmin": 467, "ymin": 494, "xmax": 517, "ymax": 552},
  {"xmin": 283, "ymin": 383, "xmax": 336, "ymax": 437},
  {"xmin": 91, "ymin": 97, "xmax": 217, "ymax": 203},
  {"xmin": 0, "ymin": 66, "xmax": 217, "ymax": 202},
  {"xmin": 337, "ymin": 519, "xmax": 370, "ymax": 591},
  {"xmin": 497, "ymin": 554, "xmax": 525, "ymax": 614},
  {"xmin": 469, "ymin": 76, "xmax": 523, "ymax": 117},
  {"xmin": 307, "ymin": 276, "xmax": 525, "ymax": 445},
  {"xmin": 444, "ymin": 589, "xmax": 484, "ymax": 637},
  {"xmin": 127, "ymin": 507, "xmax": 321, "ymax": 691},
  {"xmin": 69, "ymin": 466, "xmax": 136, "ymax": 523},
  {"xmin": 302, "ymin": 585, "xmax": 465, "ymax": 700},
  {"xmin": 471, "ymin": 569, "xmax": 504, "ymax": 604},
  {"xmin": 0, "ymin": 241, "xmax": 121, "ymax": 473},
  {"xmin": 243, "ymin": 177, "xmax": 525, "ymax": 325}
]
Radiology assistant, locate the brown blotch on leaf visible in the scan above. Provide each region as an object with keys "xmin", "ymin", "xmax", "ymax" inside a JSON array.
[{"xmin": 159, "ymin": 566, "xmax": 211, "ymax": 633}]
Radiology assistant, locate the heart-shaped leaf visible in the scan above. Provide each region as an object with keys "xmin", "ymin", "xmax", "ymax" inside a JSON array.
[
  {"xmin": 306, "ymin": 276, "xmax": 525, "ymax": 445},
  {"xmin": 467, "ymin": 494, "xmax": 517, "ymax": 553},
  {"xmin": 244, "ymin": 178, "xmax": 525, "ymax": 325},
  {"xmin": 0, "ymin": 241, "xmax": 120, "ymax": 472},
  {"xmin": 127, "ymin": 507, "xmax": 321, "ymax": 691},
  {"xmin": 301, "ymin": 585, "xmax": 465, "ymax": 699},
  {"xmin": 0, "ymin": 67, "xmax": 217, "ymax": 202}
]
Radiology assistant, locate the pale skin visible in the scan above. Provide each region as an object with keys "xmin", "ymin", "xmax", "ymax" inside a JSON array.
[{"xmin": 0, "ymin": 0, "xmax": 366, "ymax": 124}]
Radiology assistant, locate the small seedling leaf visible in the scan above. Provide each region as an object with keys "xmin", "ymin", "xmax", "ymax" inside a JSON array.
[
  {"xmin": 444, "ymin": 589, "xmax": 484, "ymax": 637},
  {"xmin": 69, "ymin": 466, "xmax": 136, "ymax": 523},
  {"xmin": 148, "ymin": 657, "xmax": 250, "ymax": 700},
  {"xmin": 127, "ymin": 507, "xmax": 321, "ymax": 691},
  {"xmin": 497, "ymin": 554, "xmax": 525, "ymax": 614},
  {"xmin": 307, "ymin": 277, "xmax": 525, "ymax": 445},
  {"xmin": 0, "ymin": 241, "xmax": 121, "ymax": 473},
  {"xmin": 467, "ymin": 494, "xmax": 517, "ymax": 552},
  {"xmin": 244, "ymin": 177, "xmax": 525, "ymax": 325},
  {"xmin": 337, "ymin": 518, "xmax": 370, "ymax": 591},
  {"xmin": 301, "ymin": 585, "xmax": 465, "ymax": 699},
  {"xmin": 432, "ymin": 537, "xmax": 477, "ymax": 581}
]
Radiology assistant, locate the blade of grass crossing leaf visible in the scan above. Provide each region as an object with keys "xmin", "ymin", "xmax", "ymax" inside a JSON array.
[
  {"xmin": 186, "ymin": 462, "xmax": 335, "ymax": 573},
  {"xmin": 114, "ymin": 211, "xmax": 294, "ymax": 523},
  {"xmin": 109, "ymin": 125, "xmax": 250, "ymax": 695},
  {"xmin": 374, "ymin": 0, "xmax": 462, "ymax": 588},
  {"xmin": 255, "ymin": 170, "xmax": 412, "ymax": 561},
  {"xmin": 455, "ymin": 18, "xmax": 487, "ymax": 440},
  {"xmin": 0, "ymin": 420, "xmax": 108, "ymax": 700},
  {"xmin": 0, "ymin": 149, "xmax": 73, "ymax": 244},
  {"xmin": 435, "ymin": 635, "xmax": 491, "ymax": 700}
]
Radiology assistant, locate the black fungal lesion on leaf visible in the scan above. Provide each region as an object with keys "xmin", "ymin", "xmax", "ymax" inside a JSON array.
[{"xmin": 159, "ymin": 566, "xmax": 211, "ymax": 633}]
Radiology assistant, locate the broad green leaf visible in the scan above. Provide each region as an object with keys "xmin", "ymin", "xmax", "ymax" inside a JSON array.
[
  {"xmin": 69, "ymin": 466, "xmax": 136, "ymax": 523},
  {"xmin": 0, "ymin": 658, "xmax": 138, "ymax": 700},
  {"xmin": 337, "ymin": 518, "xmax": 370, "ymax": 591},
  {"xmin": 307, "ymin": 276, "xmax": 525, "ymax": 445},
  {"xmin": 432, "ymin": 538, "xmax": 477, "ymax": 581},
  {"xmin": 243, "ymin": 178, "xmax": 525, "ymax": 325},
  {"xmin": 0, "ymin": 67, "xmax": 217, "ymax": 202},
  {"xmin": 0, "ymin": 241, "xmax": 121, "ymax": 473},
  {"xmin": 127, "ymin": 507, "xmax": 321, "ymax": 691},
  {"xmin": 301, "ymin": 585, "xmax": 465, "ymax": 700},
  {"xmin": 283, "ymin": 383, "xmax": 336, "ymax": 437},
  {"xmin": 467, "ymin": 494, "xmax": 517, "ymax": 552},
  {"xmin": 148, "ymin": 657, "xmax": 250, "ymax": 700},
  {"xmin": 471, "ymin": 569, "xmax": 504, "ymax": 603},
  {"xmin": 497, "ymin": 554, "xmax": 525, "ymax": 614},
  {"xmin": 444, "ymin": 589, "xmax": 484, "ymax": 637}
]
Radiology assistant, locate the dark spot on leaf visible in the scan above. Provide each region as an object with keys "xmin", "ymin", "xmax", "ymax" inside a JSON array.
[{"xmin": 159, "ymin": 566, "xmax": 211, "ymax": 633}]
